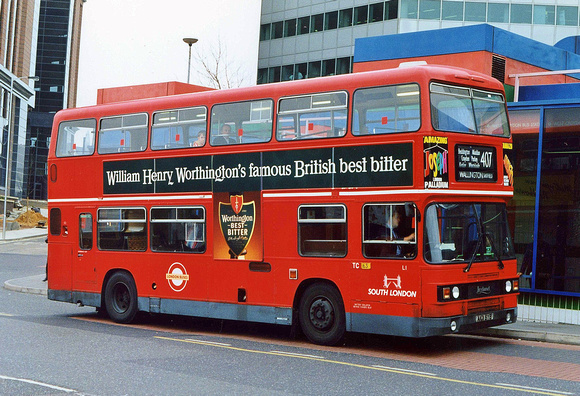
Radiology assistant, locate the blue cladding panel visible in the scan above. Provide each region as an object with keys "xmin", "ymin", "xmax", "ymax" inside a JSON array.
[
  {"xmin": 355, "ymin": 23, "xmax": 580, "ymax": 75},
  {"xmin": 519, "ymin": 83, "xmax": 580, "ymax": 101},
  {"xmin": 492, "ymin": 28, "xmax": 568, "ymax": 71},
  {"xmin": 354, "ymin": 24, "xmax": 494, "ymax": 63}
]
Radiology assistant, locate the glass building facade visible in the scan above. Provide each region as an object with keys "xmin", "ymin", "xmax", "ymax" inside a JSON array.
[{"xmin": 27, "ymin": 0, "xmax": 82, "ymax": 200}]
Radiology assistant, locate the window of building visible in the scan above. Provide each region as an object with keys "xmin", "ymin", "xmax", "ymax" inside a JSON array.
[
  {"xmin": 322, "ymin": 59, "xmax": 336, "ymax": 76},
  {"xmin": 400, "ymin": 0, "xmax": 418, "ymax": 18},
  {"xmin": 269, "ymin": 66, "xmax": 281, "ymax": 83},
  {"xmin": 556, "ymin": 6, "xmax": 578, "ymax": 26},
  {"xmin": 419, "ymin": 0, "xmax": 440, "ymax": 19},
  {"xmin": 336, "ymin": 57, "xmax": 351, "ymax": 75},
  {"xmin": 370, "ymin": 2, "xmax": 384, "ymax": 23},
  {"xmin": 282, "ymin": 64, "xmax": 295, "ymax": 81},
  {"xmin": 325, "ymin": 11, "xmax": 338, "ymax": 30},
  {"xmin": 385, "ymin": 0, "xmax": 399, "ymax": 20},
  {"xmin": 311, "ymin": 13, "xmax": 324, "ymax": 32},
  {"xmin": 259, "ymin": 24, "xmax": 271, "ymax": 41},
  {"xmin": 465, "ymin": 2, "xmax": 486, "ymax": 22},
  {"xmin": 97, "ymin": 208, "xmax": 147, "ymax": 251},
  {"xmin": 210, "ymin": 100, "xmax": 273, "ymax": 145},
  {"xmin": 308, "ymin": 61, "xmax": 321, "ymax": 78},
  {"xmin": 511, "ymin": 4, "xmax": 532, "ymax": 24},
  {"xmin": 284, "ymin": 18, "xmax": 297, "ymax": 37},
  {"xmin": 56, "ymin": 118, "xmax": 96, "ymax": 157},
  {"xmin": 150, "ymin": 207, "xmax": 206, "ymax": 253},
  {"xmin": 534, "ymin": 5, "xmax": 555, "ymax": 25},
  {"xmin": 298, "ymin": 16, "xmax": 310, "ymax": 34},
  {"xmin": 488, "ymin": 3, "xmax": 509, "ymax": 23},
  {"xmin": 98, "ymin": 113, "xmax": 148, "ymax": 154},
  {"xmin": 352, "ymin": 84, "xmax": 421, "ymax": 135},
  {"xmin": 79, "ymin": 213, "xmax": 92, "ymax": 250},
  {"xmin": 272, "ymin": 21, "xmax": 283, "ymax": 39},
  {"xmin": 277, "ymin": 91, "xmax": 348, "ymax": 141},
  {"xmin": 339, "ymin": 8, "xmax": 353, "ymax": 27},
  {"xmin": 354, "ymin": 5, "xmax": 368, "ymax": 25},
  {"xmin": 295, "ymin": 63, "xmax": 307, "ymax": 80},
  {"xmin": 257, "ymin": 68, "xmax": 268, "ymax": 84},
  {"xmin": 298, "ymin": 204, "xmax": 347, "ymax": 257},
  {"xmin": 363, "ymin": 203, "xmax": 417, "ymax": 258},
  {"xmin": 442, "ymin": 1, "xmax": 463, "ymax": 21},
  {"xmin": 151, "ymin": 107, "xmax": 207, "ymax": 150}
]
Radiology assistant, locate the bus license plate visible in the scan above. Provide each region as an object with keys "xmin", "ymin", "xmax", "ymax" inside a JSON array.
[{"xmin": 475, "ymin": 313, "xmax": 494, "ymax": 322}]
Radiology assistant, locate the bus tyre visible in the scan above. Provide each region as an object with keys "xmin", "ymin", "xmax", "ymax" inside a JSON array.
[
  {"xmin": 104, "ymin": 272, "xmax": 138, "ymax": 324},
  {"xmin": 299, "ymin": 283, "xmax": 345, "ymax": 346}
]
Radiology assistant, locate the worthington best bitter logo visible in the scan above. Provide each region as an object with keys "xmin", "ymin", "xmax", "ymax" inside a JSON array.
[{"xmin": 218, "ymin": 195, "xmax": 255, "ymax": 258}]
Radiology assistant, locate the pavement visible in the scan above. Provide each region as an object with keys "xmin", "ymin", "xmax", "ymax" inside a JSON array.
[{"xmin": 2, "ymin": 226, "xmax": 580, "ymax": 346}]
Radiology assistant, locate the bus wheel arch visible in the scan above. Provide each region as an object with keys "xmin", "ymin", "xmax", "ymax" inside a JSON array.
[
  {"xmin": 295, "ymin": 279, "xmax": 346, "ymax": 346},
  {"xmin": 102, "ymin": 270, "xmax": 138, "ymax": 324}
]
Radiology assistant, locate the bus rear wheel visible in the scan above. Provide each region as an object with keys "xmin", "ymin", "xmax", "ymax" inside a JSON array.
[
  {"xmin": 104, "ymin": 272, "xmax": 138, "ymax": 324},
  {"xmin": 299, "ymin": 283, "xmax": 345, "ymax": 346}
]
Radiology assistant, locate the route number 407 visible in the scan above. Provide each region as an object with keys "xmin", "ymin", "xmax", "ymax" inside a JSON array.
[{"xmin": 481, "ymin": 151, "xmax": 493, "ymax": 168}]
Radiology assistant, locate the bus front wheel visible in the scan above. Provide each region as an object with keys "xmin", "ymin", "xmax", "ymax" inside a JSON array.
[
  {"xmin": 104, "ymin": 272, "xmax": 138, "ymax": 324},
  {"xmin": 299, "ymin": 283, "xmax": 345, "ymax": 346}
]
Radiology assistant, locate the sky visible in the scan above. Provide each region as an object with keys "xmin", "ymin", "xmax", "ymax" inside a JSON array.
[{"xmin": 76, "ymin": 0, "xmax": 262, "ymax": 107}]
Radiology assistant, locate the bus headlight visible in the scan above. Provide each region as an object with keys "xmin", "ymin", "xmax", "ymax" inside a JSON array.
[
  {"xmin": 452, "ymin": 286, "xmax": 460, "ymax": 299},
  {"xmin": 505, "ymin": 280, "xmax": 512, "ymax": 293}
]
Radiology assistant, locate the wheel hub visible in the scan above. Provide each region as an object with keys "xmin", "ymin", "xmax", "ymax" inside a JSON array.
[{"xmin": 309, "ymin": 298, "xmax": 334, "ymax": 330}]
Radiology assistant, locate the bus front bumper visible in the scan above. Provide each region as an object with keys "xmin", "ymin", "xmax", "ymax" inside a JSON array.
[{"xmin": 347, "ymin": 307, "xmax": 517, "ymax": 338}]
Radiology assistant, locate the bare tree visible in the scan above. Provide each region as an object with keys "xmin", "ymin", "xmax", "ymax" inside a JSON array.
[{"xmin": 191, "ymin": 37, "xmax": 250, "ymax": 89}]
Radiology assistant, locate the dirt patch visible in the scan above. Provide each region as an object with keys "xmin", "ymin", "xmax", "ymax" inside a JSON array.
[{"xmin": 16, "ymin": 210, "xmax": 48, "ymax": 228}]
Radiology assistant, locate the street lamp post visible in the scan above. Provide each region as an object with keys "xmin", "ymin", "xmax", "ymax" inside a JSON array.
[{"xmin": 183, "ymin": 37, "xmax": 198, "ymax": 84}]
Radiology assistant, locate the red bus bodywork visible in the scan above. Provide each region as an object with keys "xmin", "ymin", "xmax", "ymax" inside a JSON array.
[{"xmin": 47, "ymin": 65, "xmax": 518, "ymax": 345}]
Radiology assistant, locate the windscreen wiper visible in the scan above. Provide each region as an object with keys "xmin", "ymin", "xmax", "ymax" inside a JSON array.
[
  {"xmin": 463, "ymin": 234, "xmax": 481, "ymax": 273},
  {"xmin": 464, "ymin": 204, "xmax": 484, "ymax": 273}
]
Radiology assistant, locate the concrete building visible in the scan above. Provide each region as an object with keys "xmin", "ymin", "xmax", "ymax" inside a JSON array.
[{"xmin": 258, "ymin": 0, "xmax": 580, "ymax": 84}]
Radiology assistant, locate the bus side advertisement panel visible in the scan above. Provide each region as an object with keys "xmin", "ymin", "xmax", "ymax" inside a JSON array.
[{"xmin": 101, "ymin": 143, "xmax": 414, "ymax": 195}]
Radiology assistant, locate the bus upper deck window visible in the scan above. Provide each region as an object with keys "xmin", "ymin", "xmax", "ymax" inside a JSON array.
[
  {"xmin": 352, "ymin": 84, "xmax": 420, "ymax": 135},
  {"xmin": 210, "ymin": 100, "xmax": 273, "ymax": 146},
  {"xmin": 55, "ymin": 119, "xmax": 96, "ymax": 157},
  {"xmin": 430, "ymin": 83, "xmax": 510, "ymax": 137},
  {"xmin": 98, "ymin": 113, "xmax": 148, "ymax": 154},
  {"xmin": 151, "ymin": 107, "xmax": 207, "ymax": 150},
  {"xmin": 277, "ymin": 91, "xmax": 347, "ymax": 141}
]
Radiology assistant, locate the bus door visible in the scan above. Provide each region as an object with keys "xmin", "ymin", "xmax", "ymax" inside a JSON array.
[{"xmin": 73, "ymin": 209, "xmax": 97, "ymax": 288}]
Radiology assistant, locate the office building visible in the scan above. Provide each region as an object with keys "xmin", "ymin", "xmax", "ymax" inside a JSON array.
[
  {"xmin": 0, "ymin": 0, "xmax": 39, "ymax": 202},
  {"xmin": 26, "ymin": 0, "xmax": 85, "ymax": 200},
  {"xmin": 258, "ymin": 0, "xmax": 580, "ymax": 84}
]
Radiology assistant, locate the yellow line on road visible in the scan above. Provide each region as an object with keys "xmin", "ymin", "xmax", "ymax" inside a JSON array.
[
  {"xmin": 0, "ymin": 312, "xmax": 14, "ymax": 317},
  {"xmin": 155, "ymin": 335, "xmax": 566, "ymax": 396}
]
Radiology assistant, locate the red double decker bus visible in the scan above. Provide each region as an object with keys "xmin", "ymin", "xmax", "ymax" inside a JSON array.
[{"xmin": 47, "ymin": 64, "xmax": 518, "ymax": 345}]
